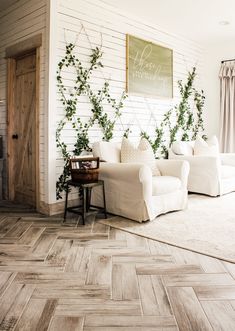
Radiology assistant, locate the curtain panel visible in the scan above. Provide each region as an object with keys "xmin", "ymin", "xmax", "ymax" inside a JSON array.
[{"xmin": 219, "ymin": 62, "xmax": 235, "ymax": 153}]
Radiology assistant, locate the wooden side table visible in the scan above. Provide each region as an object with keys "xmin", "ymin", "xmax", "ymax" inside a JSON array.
[{"xmin": 63, "ymin": 180, "xmax": 107, "ymax": 225}]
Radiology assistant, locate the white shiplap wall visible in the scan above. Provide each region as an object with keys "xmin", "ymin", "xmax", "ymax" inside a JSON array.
[
  {"xmin": 0, "ymin": 0, "xmax": 48, "ymax": 203},
  {"xmin": 0, "ymin": 0, "xmax": 206, "ymax": 210},
  {"xmin": 51, "ymin": 0, "xmax": 205, "ymax": 204}
]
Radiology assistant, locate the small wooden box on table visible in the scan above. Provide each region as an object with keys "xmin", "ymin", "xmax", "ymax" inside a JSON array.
[{"xmin": 63, "ymin": 157, "xmax": 107, "ymax": 225}]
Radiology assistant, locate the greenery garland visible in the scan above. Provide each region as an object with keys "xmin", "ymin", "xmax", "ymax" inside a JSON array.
[
  {"xmin": 56, "ymin": 43, "xmax": 127, "ymax": 199},
  {"xmin": 141, "ymin": 67, "xmax": 206, "ymax": 158}
]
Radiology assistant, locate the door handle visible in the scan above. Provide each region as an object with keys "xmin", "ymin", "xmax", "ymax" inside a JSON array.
[{"xmin": 12, "ymin": 134, "xmax": 18, "ymax": 139}]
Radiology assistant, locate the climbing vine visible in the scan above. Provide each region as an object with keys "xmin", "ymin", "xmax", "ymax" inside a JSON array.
[
  {"xmin": 56, "ymin": 41, "xmax": 127, "ymax": 199},
  {"xmin": 141, "ymin": 67, "xmax": 206, "ymax": 158}
]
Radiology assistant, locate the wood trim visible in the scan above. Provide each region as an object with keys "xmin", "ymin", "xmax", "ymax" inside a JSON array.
[
  {"xmin": 39, "ymin": 198, "xmax": 80, "ymax": 216},
  {"xmin": 35, "ymin": 47, "xmax": 40, "ymax": 211},
  {"xmin": 7, "ymin": 58, "xmax": 16, "ymax": 200},
  {"xmin": 5, "ymin": 34, "xmax": 42, "ymax": 59}
]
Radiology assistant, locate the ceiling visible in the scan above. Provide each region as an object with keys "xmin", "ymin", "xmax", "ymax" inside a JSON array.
[
  {"xmin": 101, "ymin": 0, "xmax": 235, "ymax": 45},
  {"xmin": 1, "ymin": 0, "xmax": 234, "ymax": 44}
]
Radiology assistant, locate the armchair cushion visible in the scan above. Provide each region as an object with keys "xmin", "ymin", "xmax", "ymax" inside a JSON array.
[
  {"xmin": 155, "ymin": 159, "xmax": 189, "ymax": 188},
  {"xmin": 152, "ymin": 176, "xmax": 181, "ymax": 195},
  {"xmin": 121, "ymin": 137, "xmax": 161, "ymax": 176}
]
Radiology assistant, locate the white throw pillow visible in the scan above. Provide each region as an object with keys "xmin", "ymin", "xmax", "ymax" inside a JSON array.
[
  {"xmin": 194, "ymin": 136, "xmax": 219, "ymax": 156},
  {"xmin": 121, "ymin": 137, "xmax": 161, "ymax": 176},
  {"xmin": 92, "ymin": 141, "xmax": 121, "ymax": 163},
  {"xmin": 172, "ymin": 141, "xmax": 194, "ymax": 156}
]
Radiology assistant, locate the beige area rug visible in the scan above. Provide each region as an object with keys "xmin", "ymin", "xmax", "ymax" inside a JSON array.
[{"xmin": 100, "ymin": 193, "xmax": 235, "ymax": 263}]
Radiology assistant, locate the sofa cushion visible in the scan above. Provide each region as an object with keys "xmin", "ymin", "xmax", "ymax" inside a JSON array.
[
  {"xmin": 152, "ymin": 176, "xmax": 182, "ymax": 195},
  {"xmin": 172, "ymin": 141, "xmax": 194, "ymax": 156},
  {"xmin": 92, "ymin": 141, "xmax": 121, "ymax": 163},
  {"xmin": 121, "ymin": 137, "xmax": 161, "ymax": 176},
  {"xmin": 221, "ymin": 165, "xmax": 235, "ymax": 179},
  {"xmin": 194, "ymin": 136, "xmax": 219, "ymax": 156}
]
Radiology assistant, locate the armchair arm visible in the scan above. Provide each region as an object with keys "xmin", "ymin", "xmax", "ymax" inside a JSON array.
[
  {"xmin": 99, "ymin": 162, "xmax": 152, "ymax": 184},
  {"xmin": 96, "ymin": 162, "xmax": 153, "ymax": 222},
  {"xmin": 220, "ymin": 153, "xmax": 235, "ymax": 166},
  {"xmin": 168, "ymin": 155, "xmax": 221, "ymax": 195},
  {"xmin": 155, "ymin": 159, "xmax": 189, "ymax": 188},
  {"xmin": 99, "ymin": 162, "xmax": 152, "ymax": 201},
  {"xmin": 171, "ymin": 155, "xmax": 220, "ymax": 174}
]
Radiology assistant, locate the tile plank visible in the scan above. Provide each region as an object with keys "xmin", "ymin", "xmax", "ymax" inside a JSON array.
[
  {"xmin": 201, "ymin": 300, "xmax": 235, "ymax": 331},
  {"xmin": 55, "ymin": 300, "xmax": 141, "ymax": 316},
  {"xmin": 0, "ymin": 271, "xmax": 16, "ymax": 297},
  {"xmin": 86, "ymin": 253, "xmax": 112, "ymax": 285},
  {"xmin": 112, "ymin": 263, "xmax": 139, "ymax": 300},
  {"xmin": 49, "ymin": 316, "xmax": 84, "ymax": 331},
  {"xmin": 18, "ymin": 226, "xmax": 45, "ymax": 246},
  {"xmin": 35, "ymin": 299, "xmax": 57, "ymax": 331},
  {"xmin": 136, "ymin": 264, "xmax": 203, "ymax": 275},
  {"xmin": 32, "ymin": 285, "xmax": 110, "ymax": 299},
  {"xmin": 194, "ymin": 286, "xmax": 235, "ymax": 300},
  {"xmin": 0, "ymin": 284, "xmax": 35, "ymax": 331},
  {"xmin": 85, "ymin": 315, "xmax": 177, "ymax": 327},
  {"xmin": 164, "ymin": 273, "xmax": 235, "ymax": 287},
  {"xmin": 138, "ymin": 275, "xmax": 172, "ymax": 316},
  {"xmin": 14, "ymin": 298, "xmax": 47, "ymax": 331},
  {"xmin": 167, "ymin": 286, "xmax": 213, "ymax": 331}
]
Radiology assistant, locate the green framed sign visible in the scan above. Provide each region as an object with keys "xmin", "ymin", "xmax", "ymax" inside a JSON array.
[{"xmin": 126, "ymin": 35, "xmax": 173, "ymax": 98}]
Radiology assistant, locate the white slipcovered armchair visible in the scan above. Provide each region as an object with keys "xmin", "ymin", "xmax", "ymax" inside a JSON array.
[
  {"xmin": 91, "ymin": 140, "xmax": 189, "ymax": 222},
  {"xmin": 168, "ymin": 137, "xmax": 235, "ymax": 196}
]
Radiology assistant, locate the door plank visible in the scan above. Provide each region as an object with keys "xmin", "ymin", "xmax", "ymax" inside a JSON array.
[{"xmin": 8, "ymin": 52, "xmax": 37, "ymax": 207}]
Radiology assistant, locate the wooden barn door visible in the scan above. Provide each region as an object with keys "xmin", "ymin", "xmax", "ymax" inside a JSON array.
[{"xmin": 8, "ymin": 51, "xmax": 38, "ymax": 208}]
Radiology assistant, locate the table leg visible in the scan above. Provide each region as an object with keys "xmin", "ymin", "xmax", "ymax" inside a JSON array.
[
  {"xmin": 82, "ymin": 186, "xmax": 86, "ymax": 225},
  {"xmin": 63, "ymin": 183, "xmax": 69, "ymax": 223},
  {"xmin": 102, "ymin": 182, "xmax": 107, "ymax": 219},
  {"xmin": 86, "ymin": 187, "xmax": 91, "ymax": 212}
]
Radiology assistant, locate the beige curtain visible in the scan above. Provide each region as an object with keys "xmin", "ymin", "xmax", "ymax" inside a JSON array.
[{"xmin": 219, "ymin": 61, "xmax": 235, "ymax": 152}]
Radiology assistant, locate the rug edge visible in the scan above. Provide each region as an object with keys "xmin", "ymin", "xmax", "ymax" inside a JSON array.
[{"xmin": 99, "ymin": 220, "xmax": 235, "ymax": 264}]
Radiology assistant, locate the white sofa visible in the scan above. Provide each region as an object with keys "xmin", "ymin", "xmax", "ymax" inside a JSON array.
[
  {"xmin": 91, "ymin": 141, "xmax": 189, "ymax": 222},
  {"xmin": 168, "ymin": 139, "xmax": 235, "ymax": 196}
]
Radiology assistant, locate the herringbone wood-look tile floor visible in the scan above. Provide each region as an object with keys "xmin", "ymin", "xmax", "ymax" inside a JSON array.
[{"xmin": 0, "ymin": 212, "xmax": 235, "ymax": 331}]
